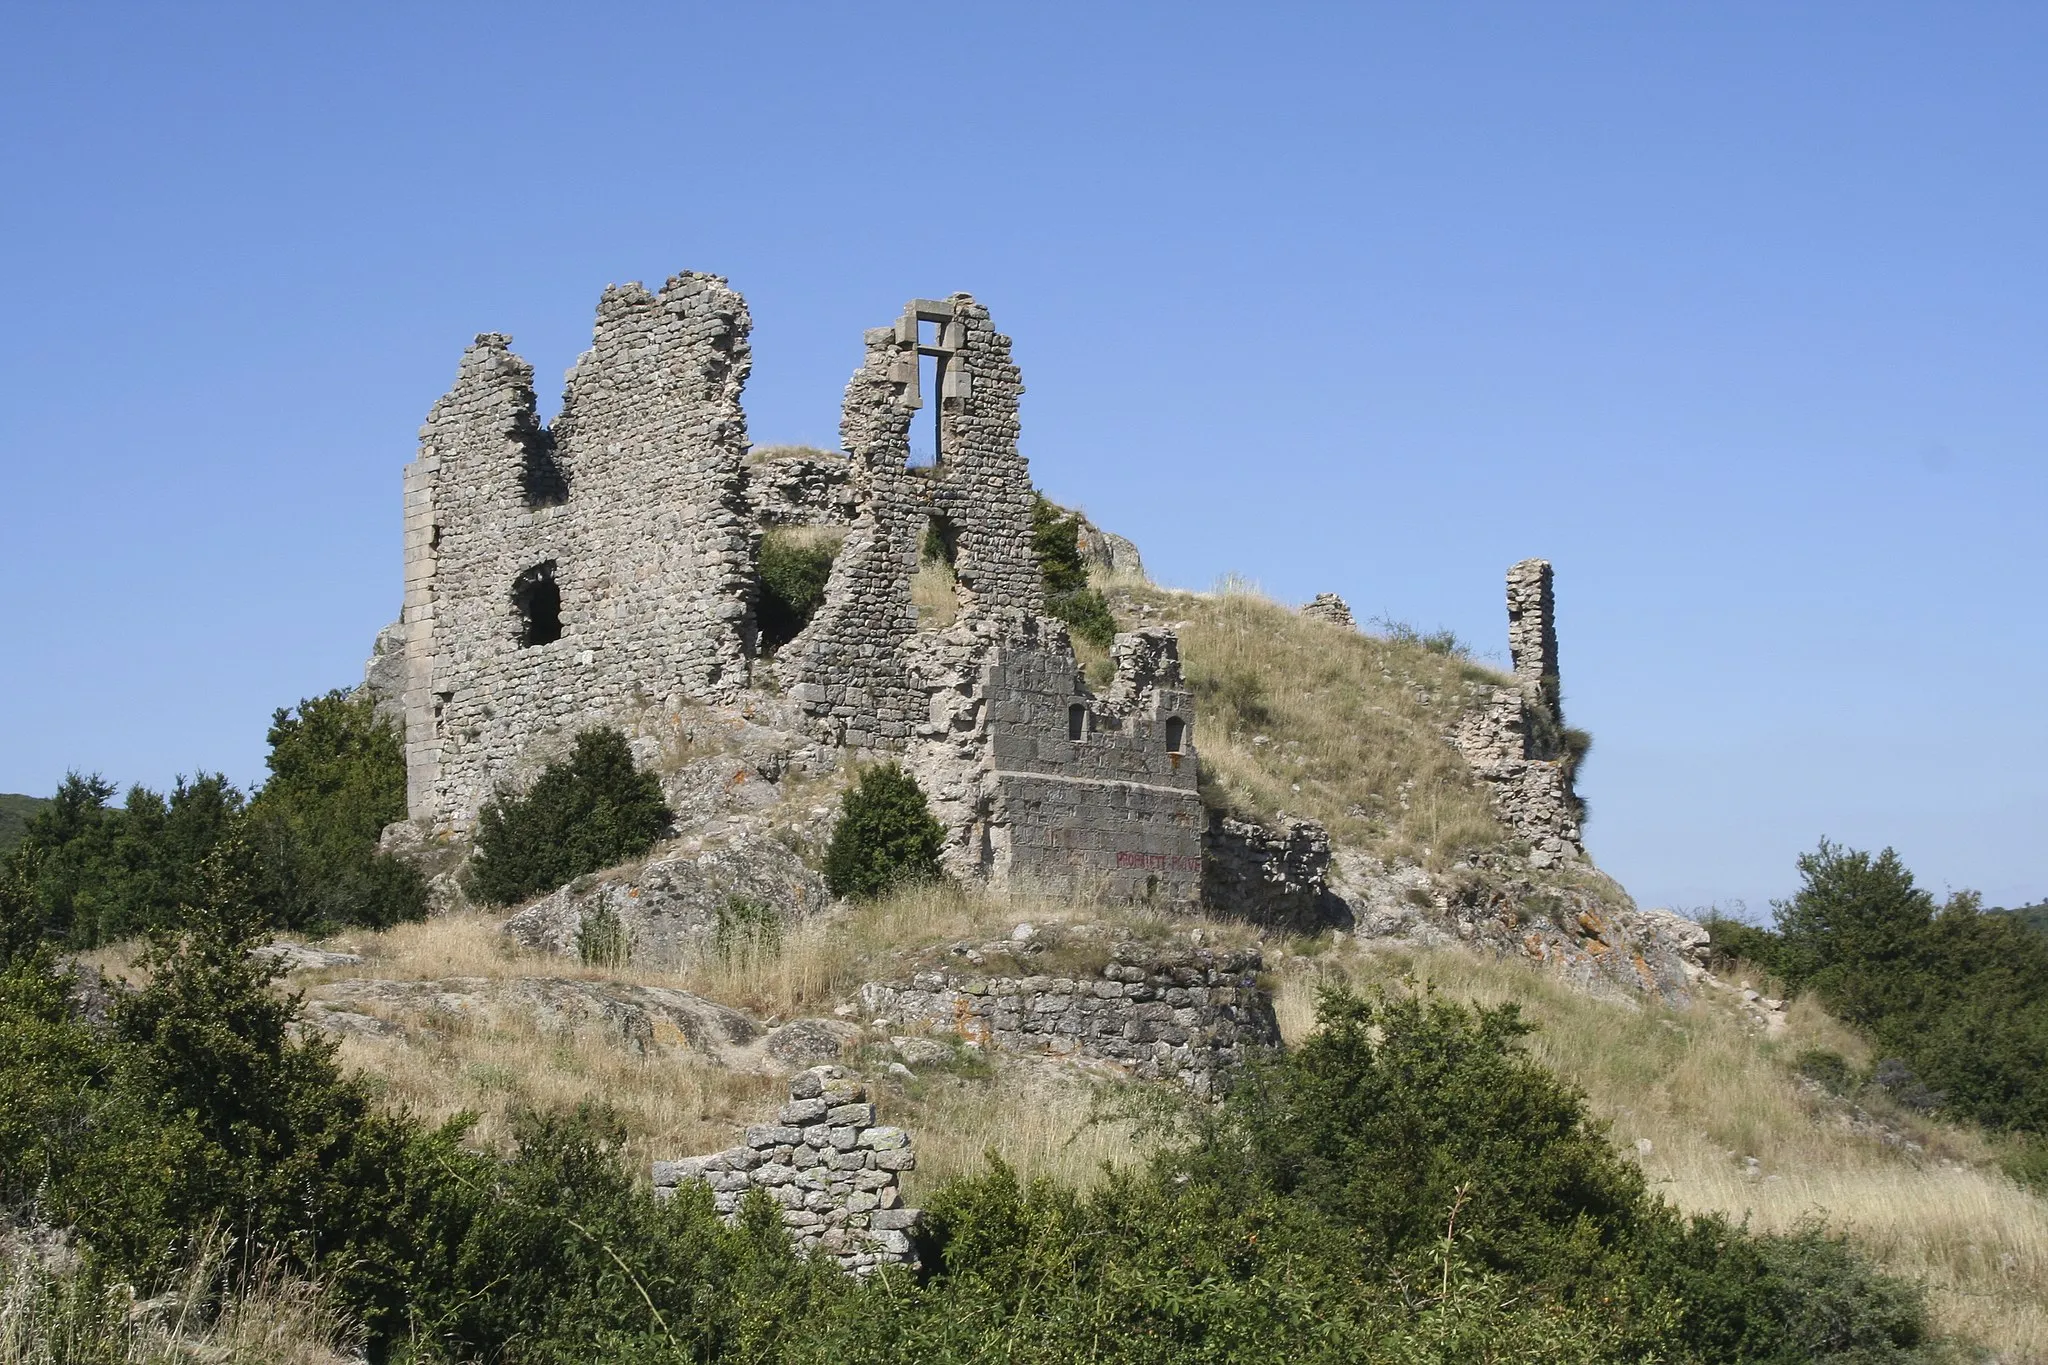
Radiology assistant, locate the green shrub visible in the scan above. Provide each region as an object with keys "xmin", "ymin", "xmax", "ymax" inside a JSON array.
[
  {"xmin": 822, "ymin": 763, "xmax": 945, "ymax": 901},
  {"xmin": 246, "ymin": 689, "xmax": 425, "ymax": 931},
  {"xmin": 1704, "ymin": 913, "xmax": 1783, "ymax": 975},
  {"xmin": 468, "ymin": 729, "xmax": 672, "ymax": 906},
  {"xmin": 1794, "ymin": 1048, "xmax": 1855, "ymax": 1096},
  {"xmin": 758, "ymin": 528, "xmax": 840, "ymax": 653},
  {"xmin": 1030, "ymin": 494, "xmax": 1116, "ymax": 650}
]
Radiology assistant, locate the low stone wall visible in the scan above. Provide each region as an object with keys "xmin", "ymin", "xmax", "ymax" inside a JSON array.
[
  {"xmin": 1299, "ymin": 593, "xmax": 1356, "ymax": 629},
  {"xmin": 653, "ymin": 1067, "xmax": 921, "ymax": 1274},
  {"xmin": 857, "ymin": 942, "xmax": 1277, "ymax": 1097}
]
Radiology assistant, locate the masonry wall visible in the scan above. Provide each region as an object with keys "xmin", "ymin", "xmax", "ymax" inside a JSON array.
[
  {"xmin": 858, "ymin": 942, "xmax": 1277, "ymax": 1097},
  {"xmin": 400, "ymin": 274, "xmax": 755, "ymax": 830},
  {"xmin": 1449, "ymin": 558, "xmax": 1584, "ymax": 867},
  {"xmin": 653, "ymin": 1067, "xmax": 921, "ymax": 1275}
]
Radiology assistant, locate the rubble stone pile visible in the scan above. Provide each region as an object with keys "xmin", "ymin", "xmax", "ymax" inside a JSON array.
[{"xmin": 653, "ymin": 1067, "xmax": 922, "ymax": 1274}]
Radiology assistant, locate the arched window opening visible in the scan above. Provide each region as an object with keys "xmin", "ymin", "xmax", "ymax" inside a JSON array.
[
  {"xmin": 1069, "ymin": 704, "xmax": 1088, "ymax": 742},
  {"xmin": 1165, "ymin": 716, "xmax": 1186, "ymax": 754},
  {"xmin": 514, "ymin": 562, "xmax": 562, "ymax": 647}
]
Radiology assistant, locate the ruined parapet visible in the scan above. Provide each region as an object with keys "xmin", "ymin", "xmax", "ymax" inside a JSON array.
[
  {"xmin": 858, "ymin": 940, "xmax": 1278, "ymax": 1097},
  {"xmin": 1202, "ymin": 813, "xmax": 1336, "ymax": 932},
  {"xmin": 897, "ymin": 617, "xmax": 1204, "ymax": 906},
  {"xmin": 653, "ymin": 1067, "xmax": 921, "ymax": 1275},
  {"xmin": 1299, "ymin": 593, "xmax": 1356, "ymax": 630},
  {"xmin": 1448, "ymin": 559, "xmax": 1584, "ymax": 867},
  {"xmin": 399, "ymin": 274, "xmax": 756, "ymax": 830}
]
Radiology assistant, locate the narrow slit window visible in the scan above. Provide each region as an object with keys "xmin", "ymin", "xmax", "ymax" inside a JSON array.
[
  {"xmin": 514, "ymin": 562, "xmax": 562, "ymax": 646},
  {"xmin": 1069, "ymin": 704, "xmax": 1088, "ymax": 742},
  {"xmin": 1165, "ymin": 717, "xmax": 1186, "ymax": 753}
]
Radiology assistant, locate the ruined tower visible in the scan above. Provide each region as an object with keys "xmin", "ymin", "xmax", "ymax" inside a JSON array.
[{"xmin": 398, "ymin": 273, "xmax": 756, "ymax": 831}]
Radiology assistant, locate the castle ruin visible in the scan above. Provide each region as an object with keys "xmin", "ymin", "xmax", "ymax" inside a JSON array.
[{"xmin": 390, "ymin": 277, "xmax": 1202, "ymax": 907}]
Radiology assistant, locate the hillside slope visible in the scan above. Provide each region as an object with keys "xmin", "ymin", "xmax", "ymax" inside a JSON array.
[{"xmin": 0, "ymin": 793, "xmax": 47, "ymax": 855}]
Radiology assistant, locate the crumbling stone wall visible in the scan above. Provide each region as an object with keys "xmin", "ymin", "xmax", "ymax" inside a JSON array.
[
  {"xmin": 858, "ymin": 941, "xmax": 1277, "ymax": 1097},
  {"xmin": 1299, "ymin": 593, "xmax": 1356, "ymax": 629},
  {"xmin": 653, "ymin": 1067, "xmax": 921, "ymax": 1274},
  {"xmin": 903, "ymin": 617, "xmax": 1204, "ymax": 906},
  {"xmin": 1202, "ymin": 812, "xmax": 1336, "ymax": 931},
  {"xmin": 747, "ymin": 447, "xmax": 858, "ymax": 527},
  {"xmin": 1450, "ymin": 559, "xmax": 1583, "ymax": 867},
  {"xmin": 783, "ymin": 295, "xmax": 1040, "ymax": 744},
  {"xmin": 398, "ymin": 273, "xmax": 756, "ymax": 830}
]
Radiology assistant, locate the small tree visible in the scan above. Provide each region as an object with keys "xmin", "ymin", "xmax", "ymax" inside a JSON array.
[
  {"xmin": 822, "ymin": 763, "xmax": 945, "ymax": 900},
  {"xmin": 1031, "ymin": 495, "xmax": 1117, "ymax": 650},
  {"xmin": 468, "ymin": 729, "xmax": 672, "ymax": 906}
]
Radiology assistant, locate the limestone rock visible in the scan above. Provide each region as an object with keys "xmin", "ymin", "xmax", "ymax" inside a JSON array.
[
  {"xmin": 764, "ymin": 1017, "xmax": 862, "ymax": 1068},
  {"xmin": 1299, "ymin": 593, "xmax": 1355, "ymax": 629},
  {"xmin": 502, "ymin": 834, "xmax": 831, "ymax": 969}
]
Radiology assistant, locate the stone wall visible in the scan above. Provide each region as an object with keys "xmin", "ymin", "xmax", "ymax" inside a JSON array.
[
  {"xmin": 904, "ymin": 617, "xmax": 1204, "ymax": 906},
  {"xmin": 747, "ymin": 447, "xmax": 859, "ymax": 527},
  {"xmin": 858, "ymin": 940, "xmax": 1277, "ymax": 1097},
  {"xmin": 1299, "ymin": 593, "xmax": 1356, "ymax": 629},
  {"xmin": 398, "ymin": 273, "xmax": 756, "ymax": 831},
  {"xmin": 1202, "ymin": 812, "xmax": 1336, "ymax": 931},
  {"xmin": 1449, "ymin": 559, "xmax": 1584, "ymax": 867},
  {"xmin": 653, "ymin": 1067, "xmax": 921, "ymax": 1274}
]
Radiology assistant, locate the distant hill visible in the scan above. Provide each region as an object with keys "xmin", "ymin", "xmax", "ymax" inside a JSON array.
[
  {"xmin": 1993, "ymin": 902, "xmax": 2048, "ymax": 937},
  {"xmin": 0, "ymin": 793, "xmax": 49, "ymax": 855}
]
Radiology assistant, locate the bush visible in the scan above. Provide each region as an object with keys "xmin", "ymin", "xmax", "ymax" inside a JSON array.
[
  {"xmin": 245, "ymin": 689, "xmax": 425, "ymax": 931},
  {"xmin": 577, "ymin": 902, "xmax": 631, "ymax": 968},
  {"xmin": 1031, "ymin": 495, "xmax": 1116, "ymax": 650},
  {"xmin": 822, "ymin": 763, "xmax": 945, "ymax": 900},
  {"xmin": 758, "ymin": 528, "xmax": 840, "ymax": 653},
  {"xmin": 468, "ymin": 729, "xmax": 672, "ymax": 906}
]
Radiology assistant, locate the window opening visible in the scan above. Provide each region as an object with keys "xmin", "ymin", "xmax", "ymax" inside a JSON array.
[
  {"xmin": 1068, "ymin": 704, "xmax": 1088, "ymax": 742},
  {"xmin": 1165, "ymin": 717, "xmax": 1186, "ymax": 753},
  {"xmin": 908, "ymin": 352, "xmax": 942, "ymax": 468},
  {"xmin": 516, "ymin": 414, "xmax": 568, "ymax": 507},
  {"xmin": 514, "ymin": 562, "xmax": 562, "ymax": 646}
]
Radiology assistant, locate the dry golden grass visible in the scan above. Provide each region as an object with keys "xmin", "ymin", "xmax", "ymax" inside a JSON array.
[
  {"xmin": 759, "ymin": 523, "xmax": 846, "ymax": 555},
  {"xmin": 1, "ymin": 1227, "xmax": 358, "ymax": 1365},
  {"xmin": 1275, "ymin": 943, "xmax": 2048, "ymax": 1361},
  {"xmin": 745, "ymin": 443, "xmax": 838, "ymax": 465},
  {"xmin": 1111, "ymin": 580, "xmax": 1511, "ymax": 867},
  {"xmin": 911, "ymin": 558, "xmax": 961, "ymax": 629},
  {"xmin": 310, "ymin": 881, "xmax": 1192, "ymax": 1185}
]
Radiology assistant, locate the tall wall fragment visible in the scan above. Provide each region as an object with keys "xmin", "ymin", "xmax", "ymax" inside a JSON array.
[
  {"xmin": 400, "ymin": 273, "xmax": 756, "ymax": 831},
  {"xmin": 1450, "ymin": 558, "xmax": 1584, "ymax": 867}
]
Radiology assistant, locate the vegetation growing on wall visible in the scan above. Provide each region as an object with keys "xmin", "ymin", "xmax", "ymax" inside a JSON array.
[
  {"xmin": 467, "ymin": 727, "xmax": 672, "ymax": 906},
  {"xmin": 1031, "ymin": 494, "xmax": 1116, "ymax": 649},
  {"xmin": 757, "ymin": 525, "xmax": 843, "ymax": 653}
]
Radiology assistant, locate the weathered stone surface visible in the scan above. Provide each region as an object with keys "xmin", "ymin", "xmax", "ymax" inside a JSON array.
[
  {"xmin": 398, "ymin": 273, "xmax": 758, "ymax": 834},
  {"xmin": 746, "ymin": 446, "xmax": 860, "ymax": 527},
  {"xmin": 501, "ymin": 835, "xmax": 831, "ymax": 969},
  {"xmin": 254, "ymin": 941, "xmax": 364, "ymax": 972},
  {"xmin": 1299, "ymin": 593, "xmax": 1355, "ymax": 629},
  {"xmin": 656, "ymin": 1066, "xmax": 922, "ymax": 1275},
  {"xmin": 300, "ymin": 976, "xmax": 768, "ymax": 1061},
  {"xmin": 1202, "ymin": 813, "xmax": 1338, "ymax": 932},
  {"xmin": 764, "ymin": 1017, "xmax": 861, "ymax": 1068},
  {"xmin": 858, "ymin": 938, "xmax": 1277, "ymax": 1096}
]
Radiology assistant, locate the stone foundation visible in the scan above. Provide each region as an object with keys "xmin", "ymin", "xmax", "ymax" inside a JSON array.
[{"xmin": 858, "ymin": 941, "xmax": 1277, "ymax": 1097}]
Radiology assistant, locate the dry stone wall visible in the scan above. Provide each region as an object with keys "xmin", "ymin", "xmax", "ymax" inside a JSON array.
[
  {"xmin": 1202, "ymin": 812, "xmax": 1336, "ymax": 931},
  {"xmin": 398, "ymin": 274, "xmax": 756, "ymax": 831},
  {"xmin": 747, "ymin": 447, "xmax": 858, "ymax": 527},
  {"xmin": 654, "ymin": 1067, "xmax": 921, "ymax": 1274},
  {"xmin": 858, "ymin": 940, "xmax": 1277, "ymax": 1097},
  {"xmin": 1299, "ymin": 593, "xmax": 1356, "ymax": 629}
]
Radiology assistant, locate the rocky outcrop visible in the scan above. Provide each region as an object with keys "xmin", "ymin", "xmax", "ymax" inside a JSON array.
[
  {"xmin": 502, "ymin": 835, "xmax": 832, "ymax": 969},
  {"xmin": 1328, "ymin": 850, "xmax": 1708, "ymax": 1005},
  {"xmin": 654, "ymin": 1066, "xmax": 922, "ymax": 1274}
]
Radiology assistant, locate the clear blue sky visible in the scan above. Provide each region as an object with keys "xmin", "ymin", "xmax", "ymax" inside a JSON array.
[{"xmin": 3, "ymin": 3, "xmax": 2042, "ymax": 917}]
